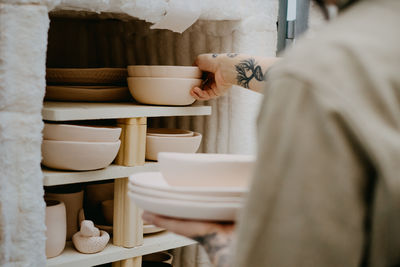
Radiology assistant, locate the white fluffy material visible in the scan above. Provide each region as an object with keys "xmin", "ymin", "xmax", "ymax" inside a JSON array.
[{"xmin": 0, "ymin": 4, "xmax": 48, "ymax": 266}]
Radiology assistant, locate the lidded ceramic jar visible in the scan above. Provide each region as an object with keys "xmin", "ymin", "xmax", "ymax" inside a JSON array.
[{"xmin": 45, "ymin": 199, "xmax": 66, "ymax": 258}]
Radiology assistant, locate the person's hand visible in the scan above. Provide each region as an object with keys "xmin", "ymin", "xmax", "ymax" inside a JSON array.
[
  {"xmin": 143, "ymin": 211, "xmax": 234, "ymax": 238},
  {"xmin": 191, "ymin": 53, "xmax": 280, "ymax": 101},
  {"xmin": 143, "ymin": 212, "xmax": 235, "ymax": 266},
  {"xmin": 190, "ymin": 53, "xmax": 239, "ymax": 101}
]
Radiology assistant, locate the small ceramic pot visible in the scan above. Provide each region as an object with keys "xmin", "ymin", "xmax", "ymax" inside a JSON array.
[
  {"xmin": 45, "ymin": 199, "xmax": 66, "ymax": 258},
  {"xmin": 143, "ymin": 252, "xmax": 173, "ymax": 264},
  {"xmin": 46, "ymin": 188, "xmax": 84, "ymax": 240}
]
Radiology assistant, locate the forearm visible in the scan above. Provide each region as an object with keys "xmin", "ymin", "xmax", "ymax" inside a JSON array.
[
  {"xmin": 193, "ymin": 231, "xmax": 234, "ymax": 267},
  {"xmin": 211, "ymin": 53, "xmax": 280, "ymax": 92}
]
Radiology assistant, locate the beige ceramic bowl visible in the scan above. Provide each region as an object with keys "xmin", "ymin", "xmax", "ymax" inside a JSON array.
[
  {"xmin": 127, "ymin": 65, "xmax": 202, "ymax": 79},
  {"xmin": 42, "ymin": 140, "xmax": 121, "ymax": 171},
  {"xmin": 147, "ymin": 128, "xmax": 194, "ymax": 137},
  {"xmin": 101, "ymin": 199, "xmax": 114, "ymax": 225},
  {"xmin": 146, "ymin": 132, "xmax": 202, "ymax": 161},
  {"xmin": 158, "ymin": 152, "xmax": 256, "ymax": 188},
  {"xmin": 44, "ymin": 123, "xmax": 121, "ymax": 142},
  {"xmin": 127, "ymin": 77, "xmax": 201, "ymax": 106}
]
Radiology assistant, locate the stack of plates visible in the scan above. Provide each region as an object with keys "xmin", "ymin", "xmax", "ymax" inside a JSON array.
[
  {"xmin": 45, "ymin": 68, "xmax": 131, "ymax": 102},
  {"xmin": 128, "ymin": 172, "xmax": 247, "ymax": 221}
]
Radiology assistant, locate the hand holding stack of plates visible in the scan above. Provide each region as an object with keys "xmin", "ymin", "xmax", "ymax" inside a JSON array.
[
  {"xmin": 45, "ymin": 68, "xmax": 131, "ymax": 102},
  {"xmin": 129, "ymin": 152, "xmax": 256, "ymax": 221},
  {"xmin": 127, "ymin": 65, "xmax": 202, "ymax": 106}
]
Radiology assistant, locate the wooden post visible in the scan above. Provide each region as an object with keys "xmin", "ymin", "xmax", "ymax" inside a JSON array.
[
  {"xmin": 113, "ymin": 117, "xmax": 146, "ymax": 267},
  {"xmin": 115, "ymin": 117, "xmax": 146, "ymax": 166}
]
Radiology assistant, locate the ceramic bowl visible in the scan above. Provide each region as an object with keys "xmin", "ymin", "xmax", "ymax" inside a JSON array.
[
  {"xmin": 101, "ymin": 199, "xmax": 114, "ymax": 225},
  {"xmin": 43, "ymin": 123, "xmax": 121, "ymax": 142},
  {"xmin": 158, "ymin": 152, "xmax": 256, "ymax": 188},
  {"xmin": 127, "ymin": 77, "xmax": 201, "ymax": 106},
  {"xmin": 147, "ymin": 128, "xmax": 194, "ymax": 137},
  {"xmin": 146, "ymin": 132, "xmax": 202, "ymax": 161},
  {"xmin": 42, "ymin": 140, "xmax": 121, "ymax": 171},
  {"xmin": 127, "ymin": 65, "xmax": 202, "ymax": 79}
]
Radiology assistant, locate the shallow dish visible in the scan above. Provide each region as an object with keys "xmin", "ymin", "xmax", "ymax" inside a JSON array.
[
  {"xmin": 159, "ymin": 152, "xmax": 255, "ymax": 188},
  {"xmin": 128, "ymin": 181, "xmax": 243, "ymax": 203},
  {"xmin": 42, "ymin": 140, "xmax": 121, "ymax": 171},
  {"xmin": 127, "ymin": 65, "xmax": 202, "ymax": 79},
  {"xmin": 129, "ymin": 191, "xmax": 241, "ymax": 221},
  {"xmin": 129, "ymin": 172, "xmax": 246, "ymax": 197},
  {"xmin": 44, "ymin": 123, "xmax": 121, "ymax": 142},
  {"xmin": 45, "ymin": 86, "xmax": 131, "ymax": 102},
  {"xmin": 147, "ymin": 128, "xmax": 194, "ymax": 137},
  {"xmin": 146, "ymin": 132, "xmax": 201, "ymax": 161},
  {"xmin": 127, "ymin": 77, "xmax": 201, "ymax": 106},
  {"xmin": 46, "ymin": 68, "xmax": 127, "ymax": 85}
]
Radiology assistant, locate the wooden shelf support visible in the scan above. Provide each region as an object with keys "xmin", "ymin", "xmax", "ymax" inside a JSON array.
[{"xmin": 115, "ymin": 117, "xmax": 147, "ymax": 167}]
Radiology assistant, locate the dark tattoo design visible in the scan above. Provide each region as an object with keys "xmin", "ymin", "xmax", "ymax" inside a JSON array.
[
  {"xmin": 226, "ymin": 53, "xmax": 238, "ymax": 58},
  {"xmin": 212, "ymin": 54, "xmax": 219, "ymax": 58},
  {"xmin": 194, "ymin": 232, "xmax": 232, "ymax": 267},
  {"xmin": 235, "ymin": 58, "xmax": 267, "ymax": 88}
]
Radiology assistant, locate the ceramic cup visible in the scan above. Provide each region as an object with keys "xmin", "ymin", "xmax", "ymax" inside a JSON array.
[
  {"xmin": 84, "ymin": 181, "xmax": 114, "ymax": 224},
  {"xmin": 45, "ymin": 199, "xmax": 67, "ymax": 258},
  {"xmin": 101, "ymin": 199, "xmax": 114, "ymax": 225},
  {"xmin": 46, "ymin": 188, "xmax": 84, "ymax": 240}
]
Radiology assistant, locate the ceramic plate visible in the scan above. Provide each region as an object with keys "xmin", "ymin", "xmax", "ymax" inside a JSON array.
[
  {"xmin": 128, "ymin": 191, "xmax": 241, "ymax": 221},
  {"xmin": 128, "ymin": 182, "xmax": 243, "ymax": 203},
  {"xmin": 147, "ymin": 128, "xmax": 194, "ymax": 137},
  {"xmin": 129, "ymin": 172, "xmax": 247, "ymax": 197},
  {"xmin": 46, "ymin": 68, "xmax": 127, "ymax": 84},
  {"xmin": 45, "ymin": 86, "xmax": 131, "ymax": 102},
  {"xmin": 144, "ymin": 224, "xmax": 165, "ymax": 235}
]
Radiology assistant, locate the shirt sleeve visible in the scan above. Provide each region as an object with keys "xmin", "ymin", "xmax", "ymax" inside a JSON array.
[{"xmin": 233, "ymin": 76, "xmax": 368, "ymax": 267}]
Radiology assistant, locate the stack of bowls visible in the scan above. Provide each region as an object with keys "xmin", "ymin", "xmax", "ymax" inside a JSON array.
[
  {"xmin": 128, "ymin": 152, "xmax": 256, "ymax": 221},
  {"xmin": 42, "ymin": 123, "xmax": 121, "ymax": 171},
  {"xmin": 145, "ymin": 128, "xmax": 202, "ymax": 161},
  {"xmin": 127, "ymin": 65, "xmax": 202, "ymax": 106}
]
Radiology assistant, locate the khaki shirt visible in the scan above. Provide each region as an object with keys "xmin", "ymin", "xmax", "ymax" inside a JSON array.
[{"xmin": 234, "ymin": 0, "xmax": 400, "ymax": 266}]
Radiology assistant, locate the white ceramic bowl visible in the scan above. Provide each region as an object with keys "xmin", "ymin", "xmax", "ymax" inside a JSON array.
[
  {"xmin": 127, "ymin": 65, "xmax": 202, "ymax": 79},
  {"xmin": 158, "ymin": 152, "xmax": 255, "ymax": 188},
  {"xmin": 43, "ymin": 123, "xmax": 121, "ymax": 142},
  {"xmin": 146, "ymin": 132, "xmax": 202, "ymax": 161},
  {"xmin": 127, "ymin": 77, "xmax": 201, "ymax": 106},
  {"xmin": 147, "ymin": 128, "xmax": 194, "ymax": 137},
  {"xmin": 42, "ymin": 140, "xmax": 121, "ymax": 171}
]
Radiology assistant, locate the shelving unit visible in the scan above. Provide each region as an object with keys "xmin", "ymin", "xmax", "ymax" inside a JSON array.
[
  {"xmin": 47, "ymin": 232, "xmax": 196, "ymax": 267},
  {"xmin": 43, "ymin": 101, "xmax": 211, "ymax": 266},
  {"xmin": 43, "ymin": 163, "xmax": 158, "ymax": 186},
  {"xmin": 43, "ymin": 102, "xmax": 211, "ymax": 121}
]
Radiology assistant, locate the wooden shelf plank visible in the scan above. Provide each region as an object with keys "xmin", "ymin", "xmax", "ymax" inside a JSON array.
[
  {"xmin": 46, "ymin": 232, "xmax": 196, "ymax": 267},
  {"xmin": 43, "ymin": 102, "xmax": 211, "ymax": 121},
  {"xmin": 43, "ymin": 163, "xmax": 158, "ymax": 186}
]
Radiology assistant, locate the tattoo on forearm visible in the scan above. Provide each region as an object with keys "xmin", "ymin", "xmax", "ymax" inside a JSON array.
[
  {"xmin": 235, "ymin": 58, "xmax": 267, "ymax": 88},
  {"xmin": 226, "ymin": 53, "xmax": 238, "ymax": 58},
  {"xmin": 212, "ymin": 54, "xmax": 219, "ymax": 58},
  {"xmin": 194, "ymin": 232, "xmax": 232, "ymax": 267}
]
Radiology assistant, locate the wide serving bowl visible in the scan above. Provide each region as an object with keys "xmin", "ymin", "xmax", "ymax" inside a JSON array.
[
  {"xmin": 42, "ymin": 140, "xmax": 121, "ymax": 171},
  {"xmin": 127, "ymin": 65, "xmax": 202, "ymax": 79},
  {"xmin": 146, "ymin": 132, "xmax": 202, "ymax": 161},
  {"xmin": 147, "ymin": 128, "xmax": 194, "ymax": 137},
  {"xmin": 127, "ymin": 77, "xmax": 201, "ymax": 106},
  {"xmin": 43, "ymin": 123, "xmax": 121, "ymax": 142},
  {"xmin": 158, "ymin": 152, "xmax": 255, "ymax": 188}
]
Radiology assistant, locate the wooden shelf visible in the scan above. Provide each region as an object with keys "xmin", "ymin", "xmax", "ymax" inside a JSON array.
[
  {"xmin": 43, "ymin": 102, "xmax": 211, "ymax": 121},
  {"xmin": 46, "ymin": 232, "xmax": 196, "ymax": 267},
  {"xmin": 43, "ymin": 163, "xmax": 158, "ymax": 186}
]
